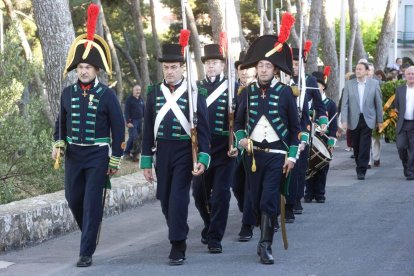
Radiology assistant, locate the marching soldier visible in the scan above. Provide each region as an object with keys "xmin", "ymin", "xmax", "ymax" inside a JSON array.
[
  {"xmin": 232, "ymin": 50, "xmax": 257, "ymax": 241},
  {"xmin": 291, "ymin": 45, "xmax": 328, "ymax": 215},
  {"xmin": 192, "ymin": 44, "xmax": 236, "ymax": 253},
  {"xmin": 140, "ymin": 41, "xmax": 210, "ymax": 265},
  {"xmin": 235, "ymin": 35, "xmax": 301, "ymax": 264},
  {"xmin": 305, "ymin": 69, "xmax": 338, "ymax": 203},
  {"xmin": 51, "ymin": 4, "xmax": 125, "ymax": 267}
]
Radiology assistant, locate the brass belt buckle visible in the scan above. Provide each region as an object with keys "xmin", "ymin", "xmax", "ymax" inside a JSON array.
[{"xmin": 264, "ymin": 148, "xmax": 269, "ymax": 153}]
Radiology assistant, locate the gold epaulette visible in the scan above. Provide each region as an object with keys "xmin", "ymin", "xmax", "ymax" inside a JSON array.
[
  {"xmin": 237, "ymin": 86, "xmax": 244, "ymax": 95},
  {"xmin": 291, "ymin": 86, "xmax": 300, "ymax": 97}
]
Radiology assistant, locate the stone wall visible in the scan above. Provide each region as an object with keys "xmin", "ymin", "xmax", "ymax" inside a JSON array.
[{"xmin": 0, "ymin": 173, "xmax": 155, "ymax": 253}]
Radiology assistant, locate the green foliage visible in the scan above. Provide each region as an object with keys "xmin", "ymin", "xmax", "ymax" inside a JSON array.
[
  {"xmin": 240, "ymin": 0, "xmax": 260, "ymax": 44},
  {"xmin": 0, "ymin": 100, "xmax": 64, "ymax": 205},
  {"xmin": 0, "ymin": 28, "xmax": 31, "ymax": 119},
  {"xmin": 373, "ymin": 79, "xmax": 406, "ymax": 142},
  {"xmin": 0, "ymin": 28, "xmax": 63, "ymax": 204},
  {"xmin": 360, "ymin": 18, "xmax": 382, "ymax": 59},
  {"xmin": 334, "ymin": 17, "xmax": 382, "ymax": 64}
]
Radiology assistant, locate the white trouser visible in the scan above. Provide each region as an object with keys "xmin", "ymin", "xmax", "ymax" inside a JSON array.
[{"xmin": 369, "ymin": 136, "xmax": 381, "ymax": 164}]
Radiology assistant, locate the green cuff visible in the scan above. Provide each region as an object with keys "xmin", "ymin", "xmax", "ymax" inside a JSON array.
[
  {"xmin": 300, "ymin": 132, "xmax": 309, "ymax": 144},
  {"xmin": 104, "ymin": 176, "xmax": 112, "ymax": 189},
  {"xmin": 198, "ymin": 152, "xmax": 211, "ymax": 170},
  {"xmin": 288, "ymin": 145, "xmax": 299, "ymax": 159},
  {"xmin": 53, "ymin": 140, "xmax": 66, "ymax": 148},
  {"xmin": 109, "ymin": 156, "xmax": 121, "ymax": 169},
  {"xmin": 139, "ymin": 155, "xmax": 153, "ymax": 169},
  {"xmin": 319, "ymin": 116, "xmax": 328, "ymax": 126},
  {"xmin": 235, "ymin": 129, "xmax": 247, "ymax": 148},
  {"xmin": 327, "ymin": 137, "xmax": 337, "ymax": 147}
]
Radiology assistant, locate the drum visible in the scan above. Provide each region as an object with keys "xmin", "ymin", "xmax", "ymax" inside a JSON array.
[{"xmin": 306, "ymin": 135, "xmax": 332, "ymax": 180}]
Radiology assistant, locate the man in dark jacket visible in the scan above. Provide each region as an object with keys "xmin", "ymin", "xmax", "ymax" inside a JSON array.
[{"xmin": 124, "ymin": 84, "xmax": 145, "ymax": 161}]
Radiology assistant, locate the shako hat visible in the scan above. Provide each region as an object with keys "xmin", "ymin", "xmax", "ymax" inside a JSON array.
[
  {"xmin": 312, "ymin": 66, "xmax": 331, "ymax": 90},
  {"xmin": 158, "ymin": 44, "xmax": 185, "ymax": 63},
  {"xmin": 292, "ymin": 40, "xmax": 312, "ymax": 63},
  {"xmin": 201, "ymin": 44, "xmax": 225, "ymax": 63},
  {"xmin": 158, "ymin": 29, "xmax": 190, "ymax": 63},
  {"xmin": 64, "ymin": 4, "xmax": 112, "ymax": 76}
]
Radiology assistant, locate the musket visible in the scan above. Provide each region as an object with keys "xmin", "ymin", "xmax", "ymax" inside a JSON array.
[
  {"xmin": 181, "ymin": 0, "xmax": 199, "ymax": 173},
  {"xmin": 223, "ymin": 0, "xmax": 236, "ymax": 155},
  {"xmin": 54, "ymin": 57, "xmax": 64, "ymax": 170},
  {"xmin": 297, "ymin": 3, "xmax": 306, "ymax": 119}
]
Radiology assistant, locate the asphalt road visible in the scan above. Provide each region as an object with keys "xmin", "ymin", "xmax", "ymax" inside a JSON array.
[{"xmin": 1, "ymin": 140, "xmax": 413, "ymax": 276}]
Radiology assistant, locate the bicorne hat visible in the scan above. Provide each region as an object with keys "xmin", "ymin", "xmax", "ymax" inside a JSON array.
[
  {"xmin": 64, "ymin": 4, "xmax": 112, "ymax": 76},
  {"xmin": 240, "ymin": 35, "xmax": 292, "ymax": 75},
  {"xmin": 234, "ymin": 50, "xmax": 246, "ymax": 69}
]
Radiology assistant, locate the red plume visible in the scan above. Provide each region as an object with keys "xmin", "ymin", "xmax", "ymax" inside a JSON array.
[
  {"xmin": 276, "ymin": 12, "xmax": 295, "ymax": 47},
  {"xmin": 219, "ymin": 32, "xmax": 227, "ymax": 54},
  {"xmin": 179, "ymin": 29, "xmax": 191, "ymax": 55},
  {"xmin": 304, "ymin": 40, "xmax": 312, "ymax": 55},
  {"xmin": 324, "ymin": 66, "xmax": 331, "ymax": 78},
  {"xmin": 86, "ymin": 3, "xmax": 100, "ymax": 41}
]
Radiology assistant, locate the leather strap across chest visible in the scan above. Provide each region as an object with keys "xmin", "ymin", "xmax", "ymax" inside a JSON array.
[{"xmin": 154, "ymin": 82, "xmax": 191, "ymax": 138}]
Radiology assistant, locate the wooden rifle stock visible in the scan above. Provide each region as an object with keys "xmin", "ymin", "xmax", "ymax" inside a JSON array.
[
  {"xmin": 228, "ymin": 111, "xmax": 235, "ymax": 153},
  {"xmin": 191, "ymin": 127, "xmax": 198, "ymax": 172}
]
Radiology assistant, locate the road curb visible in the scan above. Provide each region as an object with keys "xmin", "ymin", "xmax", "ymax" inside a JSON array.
[{"xmin": 0, "ymin": 172, "xmax": 155, "ymax": 253}]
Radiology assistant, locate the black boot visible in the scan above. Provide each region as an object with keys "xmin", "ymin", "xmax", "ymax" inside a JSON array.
[
  {"xmin": 238, "ymin": 224, "xmax": 254, "ymax": 242},
  {"xmin": 257, "ymin": 214, "xmax": 275, "ymax": 264},
  {"xmin": 76, "ymin": 255, "xmax": 92, "ymax": 267},
  {"xmin": 293, "ymin": 199, "xmax": 303, "ymax": 214},
  {"xmin": 169, "ymin": 240, "xmax": 186, "ymax": 266},
  {"xmin": 201, "ymin": 225, "xmax": 208, "ymax": 244},
  {"xmin": 285, "ymin": 204, "xmax": 295, "ymax": 223}
]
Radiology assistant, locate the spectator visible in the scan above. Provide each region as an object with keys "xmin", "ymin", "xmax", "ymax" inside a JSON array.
[
  {"xmin": 124, "ymin": 84, "xmax": 145, "ymax": 161},
  {"xmin": 399, "ymin": 63, "xmax": 411, "ymax": 80},
  {"xmin": 394, "ymin": 66, "xmax": 414, "ymax": 180},
  {"xmin": 341, "ymin": 62, "xmax": 383, "ymax": 180},
  {"xmin": 390, "ymin": 57, "xmax": 402, "ymax": 71},
  {"xmin": 375, "ymin": 70, "xmax": 386, "ymax": 82}
]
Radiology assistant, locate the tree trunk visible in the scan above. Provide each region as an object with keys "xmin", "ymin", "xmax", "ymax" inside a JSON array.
[
  {"xmin": 257, "ymin": 0, "xmax": 272, "ymax": 35},
  {"xmin": 2, "ymin": 0, "xmax": 32, "ymax": 61},
  {"xmin": 374, "ymin": 0, "xmax": 398, "ymax": 70},
  {"xmin": 186, "ymin": 4, "xmax": 204, "ymax": 79},
  {"xmin": 295, "ymin": 0, "xmax": 310, "ymax": 40},
  {"xmin": 32, "ymin": 0, "xmax": 77, "ymax": 124},
  {"xmin": 114, "ymin": 41, "xmax": 142, "ymax": 86},
  {"xmin": 284, "ymin": 0, "xmax": 300, "ymax": 47},
  {"xmin": 131, "ymin": 0, "xmax": 151, "ymax": 90},
  {"xmin": 354, "ymin": 22, "xmax": 367, "ymax": 62},
  {"xmin": 149, "ymin": 0, "xmax": 163, "ymax": 82},
  {"xmin": 233, "ymin": 0, "xmax": 248, "ymax": 50},
  {"xmin": 305, "ymin": 0, "xmax": 323, "ymax": 74},
  {"xmin": 207, "ymin": 0, "xmax": 224, "ymax": 43},
  {"xmin": 99, "ymin": 1, "xmax": 124, "ymax": 102},
  {"xmin": 320, "ymin": 0, "xmax": 339, "ymax": 103},
  {"xmin": 347, "ymin": 0, "xmax": 357, "ymax": 73}
]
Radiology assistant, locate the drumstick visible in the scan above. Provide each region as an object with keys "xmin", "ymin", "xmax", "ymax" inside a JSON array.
[{"xmin": 314, "ymin": 112, "xmax": 338, "ymax": 132}]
